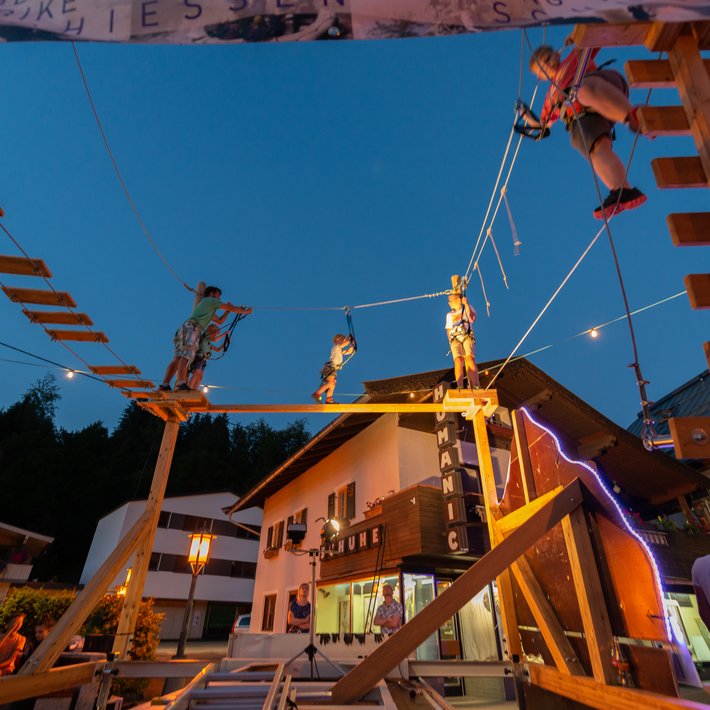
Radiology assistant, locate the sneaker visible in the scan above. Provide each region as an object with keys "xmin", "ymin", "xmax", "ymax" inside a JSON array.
[
  {"xmin": 312, "ymin": 393, "xmax": 322, "ymax": 403},
  {"xmin": 325, "ymin": 399, "xmax": 336, "ymax": 404},
  {"xmin": 158, "ymin": 384, "xmax": 171, "ymax": 391},
  {"xmin": 593, "ymin": 187, "xmax": 647, "ymax": 220},
  {"xmin": 176, "ymin": 383, "xmax": 191, "ymax": 392}
]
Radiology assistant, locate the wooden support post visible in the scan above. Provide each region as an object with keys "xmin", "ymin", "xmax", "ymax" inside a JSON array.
[
  {"xmin": 669, "ymin": 34, "xmax": 710, "ymax": 186},
  {"xmin": 509, "ymin": 556, "xmax": 586, "ymax": 676},
  {"xmin": 19, "ymin": 511, "xmax": 152, "ymax": 674},
  {"xmin": 561, "ymin": 508, "xmax": 615, "ymax": 684},
  {"xmin": 511, "ymin": 410, "xmax": 536, "ymax": 502},
  {"xmin": 113, "ymin": 417, "xmax": 180, "ymax": 658},
  {"xmin": 329, "ymin": 480, "xmax": 584, "ymax": 704}
]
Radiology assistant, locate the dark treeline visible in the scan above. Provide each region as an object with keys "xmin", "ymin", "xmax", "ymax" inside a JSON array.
[{"xmin": 0, "ymin": 375, "xmax": 310, "ymax": 583}]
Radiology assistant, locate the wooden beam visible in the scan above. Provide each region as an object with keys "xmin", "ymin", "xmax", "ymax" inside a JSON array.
[
  {"xmin": 510, "ymin": 556, "xmax": 586, "ymax": 676},
  {"xmin": 520, "ymin": 388, "xmax": 552, "ymax": 411},
  {"xmin": 571, "ymin": 22, "xmax": 651, "ymax": 48},
  {"xmin": 20, "ymin": 511, "xmax": 152, "ymax": 674},
  {"xmin": 89, "ymin": 365, "xmax": 141, "ymax": 375},
  {"xmin": 0, "ymin": 255, "xmax": 51, "ymax": 278},
  {"xmin": 576, "ymin": 432, "xmax": 617, "ymax": 460},
  {"xmin": 113, "ymin": 418, "xmax": 180, "ymax": 658},
  {"xmin": 652, "ymin": 157, "xmax": 707, "ymax": 189},
  {"xmin": 329, "ymin": 480, "xmax": 584, "ymax": 703},
  {"xmin": 667, "ymin": 213, "xmax": 710, "ymax": 246},
  {"xmin": 496, "ymin": 486, "xmax": 564, "ymax": 538},
  {"xmin": 22, "ymin": 310, "xmax": 93, "ymax": 326},
  {"xmin": 526, "ymin": 664, "xmax": 705, "ymax": 710},
  {"xmin": 644, "ymin": 22, "xmax": 685, "ymax": 52},
  {"xmin": 669, "ymin": 34, "xmax": 710, "ymax": 185},
  {"xmin": 637, "ymin": 106, "xmax": 690, "ymax": 138},
  {"xmin": 105, "ymin": 379, "xmax": 154, "ymax": 389},
  {"xmin": 705, "ymin": 342, "xmax": 710, "ymax": 370},
  {"xmin": 511, "ymin": 410, "xmax": 536, "ymax": 502},
  {"xmin": 684, "ymin": 274, "xmax": 710, "ymax": 309},
  {"xmin": 561, "ymin": 508, "xmax": 616, "ymax": 684},
  {"xmin": 1, "ymin": 286, "xmax": 76, "ymax": 307},
  {"xmin": 45, "ymin": 329, "xmax": 109, "ymax": 343},
  {"xmin": 625, "ymin": 59, "xmax": 710, "ymax": 88},
  {"xmin": 668, "ymin": 417, "xmax": 710, "ymax": 459},
  {"xmin": 0, "ymin": 661, "xmax": 102, "ymax": 704}
]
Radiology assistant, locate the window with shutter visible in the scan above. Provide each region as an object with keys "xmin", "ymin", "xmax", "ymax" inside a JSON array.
[
  {"xmin": 346, "ymin": 482, "xmax": 356, "ymax": 520},
  {"xmin": 327, "ymin": 492, "xmax": 336, "ymax": 519}
]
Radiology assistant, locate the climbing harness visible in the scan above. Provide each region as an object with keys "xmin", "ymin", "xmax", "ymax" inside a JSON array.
[
  {"xmin": 212, "ymin": 310, "xmax": 250, "ymax": 361},
  {"xmin": 340, "ymin": 307, "xmax": 358, "ymax": 368},
  {"xmin": 513, "ymin": 100, "xmax": 550, "ymax": 140}
]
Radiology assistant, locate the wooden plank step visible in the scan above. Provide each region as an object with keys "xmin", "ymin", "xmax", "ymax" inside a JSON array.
[
  {"xmin": 2, "ymin": 286, "xmax": 76, "ymax": 307},
  {"xmin": 625, "ymin": 59, "xmax": 710, "ymax": 88},
  {"xmin": 667, "ymin": 213, "xmax": 710, "ymax": 246},
  {"xmin": 638, "ymin": 106, "xmax": 689, "ymax": 137},
  {"xmin": 652, "ymin": 157, "xmax": 708, "ymax": 189},
  {"xmin": 89, "ymin": 365, "xmax": 141, "ymax": 375},
  {"xmin": 104, "ymin": 379, "xmax": 154, "ymax": 389},
  {"xmin": 684, "ymin": 274, "xmax": 710, "ymax": 309},
  {"xmin": 0, "ymin": 255, "xmax": 51, "ymax": 277},
  {"xmin": 45, "ymin": 329, "xmax": 109, "ymax": 343},
  {"xmin": 23, "ymin": 309, "xmax": 93, "ymax": 326}
]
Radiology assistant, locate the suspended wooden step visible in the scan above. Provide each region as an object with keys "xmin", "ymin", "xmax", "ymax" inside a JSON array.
[
  {"xmin": 105, "ymin": 379, "xmax": 154, "ymax": 389},
  {"xmin": 2, "ymin": 286, "xmax": 76, "ymax": 307},
  {"xmin": 667, "ymin": 213, "xmax": 710, "ymax": 246},
  {"xmin": 22, "ymin": 309, "xmax": 93, "ymax": 326},
  {"xmin": 89, "ymin": 365, "xmax": 141, "ymax": 375},
  {"xmin": 637, "ymin": 106, "xmax": 689, "ymax": 138},
  {"xmin": 45, "ymin": 329, "xmax": 108, "ymax": 343},
  {"xmin": 684, "ymin": 274, "xmax": 710, "ymax": 309},
  {"xmin": 651, "ymin": 157, "xmax": 708, "ymax": 189},
  {"xmin": 625, "ymin": 58, "xmax": 710, "ymax": 88},
  {"xmin": 0, "ymin": 255, "xmax": 51, "ymax": 277}
]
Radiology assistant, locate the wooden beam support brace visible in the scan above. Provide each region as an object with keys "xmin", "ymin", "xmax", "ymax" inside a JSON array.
[
  {"xmin": 329, "ymin": 479, "xmax": 585, "ymax": 703},
  {"xmin": 19, "ymin": 511, "xmax": 152, "ymax": 674},
  {"xmin": 0, "ymin": 661, "xmax": 103, "ymax": 704},
  {"xmin": 669, "ymin": 34, "xmax": 710, "ymax": 186},
  {"xmin": 113, "ymin": 417, "xmax": 180, "ymax": 658}
]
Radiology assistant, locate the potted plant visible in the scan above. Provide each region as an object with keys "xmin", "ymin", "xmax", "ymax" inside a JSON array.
[{"xmin": 363, "ymin": 497, "xmax": 384, "ymax": 519}]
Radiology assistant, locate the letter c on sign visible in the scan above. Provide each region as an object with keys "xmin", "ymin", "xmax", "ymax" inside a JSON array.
[{"xmin": 448, "ymin": 530, "xmax": 460, "ymax": 551}]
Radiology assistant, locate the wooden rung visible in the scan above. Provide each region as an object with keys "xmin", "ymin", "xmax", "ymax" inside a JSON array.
[
  {"xmin": 45, "ymin": 329, "xmax": 109, "ymax": 343},
  {"xmin": 105, "ymin": 379, "xmax": 154, "ymax": 389},
  {"xmin": 2, "ymin": 286, "xmax": 76, "ymax": 307},
  {"xmin": 652, "ymin": 157, "xmax": 708, "ymax": 189},
  {"xmin": 89, "ymin": 365, "xmax": 141, "ymax": 375},
  {"xmin": 22, "ymin": 309, "xmax": 93, "ymax": 326},
  {"xmin": 626, "ymin": 59, "xmax": 710, "ymax": 88},
  {"xmin": 668, "ymin": 417, "xmax": 710, "ymax": 459},
  {"xmin": 638, "ymin": 106, "xmax": 689, "ymax": 137},
  {"xmin": 667, "ymin": 213, "xmax": 710, "ymax": 246},
  {"xmin": 684, "ymin": 274, "xmax": 710, "ymax": 309},
  {"xmin": 0, "ymin": 255, "xmax": 51, "ymax": 277}
]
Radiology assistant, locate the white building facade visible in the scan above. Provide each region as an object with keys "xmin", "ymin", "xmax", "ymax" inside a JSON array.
[{"xmin": 81, "ymin": 491, "xmax": 261, "ymax": 640}]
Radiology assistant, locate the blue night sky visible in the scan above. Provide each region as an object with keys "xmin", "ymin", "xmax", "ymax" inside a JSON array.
[{"xmin": 1, "ymin": 28, "xmax": 707, "ymax": 435}]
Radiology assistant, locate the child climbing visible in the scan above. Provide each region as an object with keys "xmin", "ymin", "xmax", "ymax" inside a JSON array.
[
  {"xmin": 445, "ymin": 291, "xmax": 479, "ymax": 389},
  {"xmin": 312, "ymin": 334, "xmax": 355, "ymax": 404},
  {"xmin": 160, "ymin": 285, "xmax": 252, "ymax": 392},
  {"xmin": 517, "ymin": 43, "xmax": 646, "ymax": 220},
  {"xmin": 187, "ymin": 323, "xmax": 227, "ymax": 391}
]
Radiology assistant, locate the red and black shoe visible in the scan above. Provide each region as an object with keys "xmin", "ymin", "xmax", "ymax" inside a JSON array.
[{"xmin": 593, "ymin": 187, "xmax": 647, "ymax": 220}]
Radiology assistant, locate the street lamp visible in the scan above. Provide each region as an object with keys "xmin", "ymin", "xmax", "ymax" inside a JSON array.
[{"xmin": 175, "ymin": 531, "xmax": 214, "ymax": 658}]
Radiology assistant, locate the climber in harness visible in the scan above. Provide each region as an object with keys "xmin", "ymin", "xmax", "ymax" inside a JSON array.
[
  {"xmin": 515, "ymin": 43, "xmax": 647, "ymax": 220},
  {"xmin": 445, "ymin": 291, "xmax": 479, "ymax": 390}
]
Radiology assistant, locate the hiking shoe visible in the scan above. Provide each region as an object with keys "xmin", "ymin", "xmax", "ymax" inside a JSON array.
[
  {"xmin": 176, "ymin": 383, "xmax": 191, "ymax": 392},
  {"xmin": 325, "ymin": 399, "xmax": 336, "ymax": 404},
  {"xmin": 158, "ymin": 384, "xmax": 171, "ymax": 391},
  {"xmin": 593, "ymin": 187, "xmax": 647, "ymax": 220}
]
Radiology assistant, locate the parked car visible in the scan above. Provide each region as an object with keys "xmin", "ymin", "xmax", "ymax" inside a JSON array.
[{"xmin": 231, "ymin": 613, "xmax": 251, "ymax": 634}]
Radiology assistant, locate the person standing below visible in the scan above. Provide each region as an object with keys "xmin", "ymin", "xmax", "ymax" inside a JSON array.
[
  {"xmin": 287, "ymin": 583, "xmax": 312, "ymax": 633},
  {"xmin": 445, "ymin": 292, "xmax": 479, "ymax": 389},
  {"xmin": 517, "ymin": 44, "xmax": 646, "ymax": 220},
  {"xmin": 0, "ymin": 614, "xmax": 27, "ymax": 676},
  {"xmin": 312, "ymin": 334, "xmax": 354, "ymax": 404},
  {"xmin": 160, "ymin": 286, "xmax": 251, "ymax": 392},
  {"xmin": 374, "ymin": 584, "xmax": 403, "ymax": 636}
]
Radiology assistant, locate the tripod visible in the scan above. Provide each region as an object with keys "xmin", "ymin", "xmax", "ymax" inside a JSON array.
[{"xmin": 285, "ymin": 548, "xmax": 344, "ymax": 681}]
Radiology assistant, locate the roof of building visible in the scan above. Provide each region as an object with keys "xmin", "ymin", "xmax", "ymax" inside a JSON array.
[
  {"xmin": 227, "ymin": 359, "xmax": 708, "ymax": 515},
  {"xmin": 627, "ymin": 370, "xmax": 710, "ymax": 439}
]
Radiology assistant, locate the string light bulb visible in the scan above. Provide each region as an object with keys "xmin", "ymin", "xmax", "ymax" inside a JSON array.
[
  {"xmin": 66, "ymin": 370, "xmax": 75, "ymax": 379},
  {"xmin": 202, "ymin": 385, "xmax": 209, "ymax": 394},
  {"xmin": 589, "ymin": 328, "xmax": 599, "ymax": 339}
]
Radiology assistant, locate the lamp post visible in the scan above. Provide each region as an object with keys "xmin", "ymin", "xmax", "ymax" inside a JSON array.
[{"xmin": 175, "ymin": 531, "xmax": 214, "ymax": 659}]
